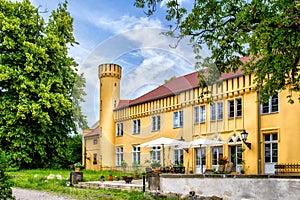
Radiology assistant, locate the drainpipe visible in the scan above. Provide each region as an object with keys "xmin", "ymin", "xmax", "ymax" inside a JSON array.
[{"xmin": 257, "ymin": 92, "xmax": 262, "ymax": 174}]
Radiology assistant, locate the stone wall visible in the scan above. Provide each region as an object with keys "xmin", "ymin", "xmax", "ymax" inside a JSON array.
[{"xmin": 160, "ymin": 174, "xmax": 300, "ymax": 199}]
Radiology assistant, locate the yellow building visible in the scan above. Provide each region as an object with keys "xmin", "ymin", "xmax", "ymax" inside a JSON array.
[{"xmin": 83, "ymin": 63, "xmax": 300, "ymax": 174}]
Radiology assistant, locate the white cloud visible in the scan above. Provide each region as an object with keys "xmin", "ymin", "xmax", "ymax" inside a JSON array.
[
  {"xmin": 119, "ymin": 49, "xmax": 194, "ymax": 99},
  {"xmin": 92, "ymin": 15, "xmax": 163, "ymax": 34}
]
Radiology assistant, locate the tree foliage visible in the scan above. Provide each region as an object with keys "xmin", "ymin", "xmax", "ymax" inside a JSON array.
[
  {"xmin": 0, "ymin": 0, "xmax": 87, "ymax": 168},
  {"xmin": 134, "ymin": 0, "xmax": 300, "ymax": 102}
]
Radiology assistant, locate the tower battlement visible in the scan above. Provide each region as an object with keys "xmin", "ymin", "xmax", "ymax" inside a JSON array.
[{"xmin": 98, "ymin": 63, "xmax": 122, "ymax": 79}]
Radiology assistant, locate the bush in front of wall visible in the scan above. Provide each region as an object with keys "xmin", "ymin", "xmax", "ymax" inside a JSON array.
[{"xmin": 0, "ymin": 152, "xmax": 15, "ymax": 200}]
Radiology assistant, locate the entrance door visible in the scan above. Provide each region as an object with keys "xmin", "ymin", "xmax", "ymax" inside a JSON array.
[
  {"xmin": 264, "ymin": 133, "xmax": 278, "ymax": 174},
  {"xmin": 195, "ymin": 148, "xmax": 206, "ymax": 174},
  {"xmin": 229, "ymin": 145, "xmax": 243, "ymax": 172}
]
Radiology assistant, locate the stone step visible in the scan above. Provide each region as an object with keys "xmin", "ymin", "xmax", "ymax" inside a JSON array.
[{"xmin": 77, "ymin": 180, "xmax": 145, "ymax": 191}]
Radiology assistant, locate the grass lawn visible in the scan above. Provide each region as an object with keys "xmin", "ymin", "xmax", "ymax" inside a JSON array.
[{"xmin": 9, "ymin": 169, "xmax": 181, "ymax": 200}]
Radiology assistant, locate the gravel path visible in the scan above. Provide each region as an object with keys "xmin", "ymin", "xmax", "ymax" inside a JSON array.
[{"xmin": 12, "ymin": 188, "xmax": 76, "ymax": 200}]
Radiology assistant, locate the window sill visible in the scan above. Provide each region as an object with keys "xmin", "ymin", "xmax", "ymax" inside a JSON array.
[
  {"xmin": 261, "ymin": 111, "xmax": 279, "ymax": 115},
  {"xmin": 173, "ymin": 126, "xmax": 183, "ymax": 129}
]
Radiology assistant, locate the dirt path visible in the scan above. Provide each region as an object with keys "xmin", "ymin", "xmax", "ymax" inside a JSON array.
[{"xmin": 12, "ymin": 188, "xmax": 76, "ymax": 200}]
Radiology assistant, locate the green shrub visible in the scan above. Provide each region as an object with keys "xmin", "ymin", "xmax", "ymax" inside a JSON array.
[{"xmin": 0, "ymin": 152, "xmax": 15, "ymax": 199}]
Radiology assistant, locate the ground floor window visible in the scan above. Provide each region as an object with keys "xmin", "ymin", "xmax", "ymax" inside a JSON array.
[
  {"xmin": 116, "ymin": 147, "xmax": 123, "ymax": 166},
  {"xmin": 195, "ymin": 148, "xmax": 206, "ymax": 174},
  {"xmin": 132, "ymin": 146, "xmax": 140, "ymax": 165},
  {"xmin": 264, "ymin": 133, "xmax": 278, "ymax": 163},
  {"xmin": 264, "ymin": 133, "xmax": 278, "ymax": 174},
  {"xmin": 151, "ymin": 146, "xmax": 161, "ymax": 161},
  {"xmin": 212, "ymin": 146, "xmax": 223, "ymax": 166},
  {"xmin": 93, "ymin": 153, "xmax": 97, "ymax": 165},
  {"xmin": 173, "ymin": 148, "xmax": 183, "ymax": 165},
  {"xmin": 229, "ymin": 145, "xmax": 243, "ymax": 172}
]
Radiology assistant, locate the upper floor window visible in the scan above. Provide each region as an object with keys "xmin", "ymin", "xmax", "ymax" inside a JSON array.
[
  {"xmin": 93, "ymin": 139, "xmax": 98, "ymax": 145},
  {"xmin": 194, "ymin": 106, "xmax": 199, "ymax": 123},
  {"xmin": 194, "ymin": 105, "xmax": 206, "ymax": 124},
  {"xmin": 236, "ymin": 98, "xmax": 242, "ymax": 117},
  {"xmin": 228, "ymin": 98, "xmax": 242, "ymax": 118},
  {"xmin": 132, "ymin": 119, "xmax": 140, "ymax": 134},
  {"xmin": 200, "ymin": 105, "xmax": 206, "ymax": 123},
  {"xmin": 210, "ymin": 103, "xmax": 216, "ymax": 121},
  {"xmin": 151, "ymin": 115, "xmax": 161, "ymax": 131},
  {"xmin": 262, "ymin": 94, "xmax": 279, "ymax": 114},
  {"xmin": 217, "ymin": 102, "xmax": 224, "ymax": 120},
  {"xmin": 173, "ymin": 110, "xmax": 183, "ymax": 128},
  {"xmin": 116, "ymin": 122, "xmax": 123, "ymax": 136}
]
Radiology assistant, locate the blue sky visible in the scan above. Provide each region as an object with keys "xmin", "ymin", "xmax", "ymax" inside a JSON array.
[{"xmin": 29, "ymin": 0, "xmax": 210, "ymax": 126}]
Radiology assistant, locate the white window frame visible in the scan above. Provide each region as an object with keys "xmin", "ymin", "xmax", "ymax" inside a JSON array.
[
  {"xmin": 261, "ymin": 94, "xmax": 279, "ymax": 114},
  {"xmin": 116, "ymin": 122, "xmax": 123, "ymax": 136},
  {"xmin": 173, "ymin": 110, "xmax": 183, "ymax": 128},
  {"xmin": 194, "ymin": 106, "xmax": 200, "ymax": 124},
  {"xmin": 151, "ymin": 115, "xmax": 161, "ymax": 131},
  {"xmin": 236, "ymin": 98, "xmax": 242, "ymax": 117},
  {"xmin": 194, "ymin": 105, "xmax": 206, "ymax": 123},
  {"xmin": 173, "ymin": 148, "xmax": 184, "ymax": 165},
  {"xmin": 212, "ymin": 146, "xmax": 223, "ymax": 166},
  {"xmin": 210, "ymin": 103, "xmax": 216, "ymax": 121},
  {"xmin": 132, "ymin": 146, "xmax": 140, "ymax": 165},
  {"xmin": 229, "ymin": 145, "xmax": 243, "ymax": 172},
  {"xmin": 116, "ymin": 147, "xmax": 123, "ymax": 166},
  {"xmin": 200, "ymin": 105, "xmax": 206, "ymax": 123},
  {"xmin": 151, "ymin": 146, "xmax": 161, "ymax": 161},
  {"xmin": 217, "ymin": 102, "xmax": 223, "ymax": 120},
  {"xmin": 132, "ymin": 119, "xmax": 140, "ymax": 134},
  {"xmin": 264, "ymin": 133, "xmax": 278, "ymax": 163},
  {"xmin": 228, "ymin": 98, "xmax": 242, "ymax": 118},
  {"xmin": 228, "ymin": 100, "xmax": 235, "ymax": 118}
]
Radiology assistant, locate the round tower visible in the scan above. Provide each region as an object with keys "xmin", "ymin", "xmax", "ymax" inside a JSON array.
[{"xmin": 98, "ymin": 63, "xmax": 122, "ymax": 167}]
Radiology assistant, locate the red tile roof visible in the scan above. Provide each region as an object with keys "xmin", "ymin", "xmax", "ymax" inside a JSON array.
[
  {"xmin": 84, "ymin": 126, "xmax": 100, "ymax": 138},
  {"xmin": 116, "ymin": 65, "xmax": 244, "ymax": 109}
]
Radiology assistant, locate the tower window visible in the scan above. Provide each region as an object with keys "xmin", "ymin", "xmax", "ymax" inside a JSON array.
[{"xmin": 116, "ymin": 123, "xmax": 123, "ymax": 136}]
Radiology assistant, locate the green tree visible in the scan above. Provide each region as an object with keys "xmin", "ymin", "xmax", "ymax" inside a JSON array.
[
  {"xmin": 64, "ymin": 134, "xmax": 82, "ymax": 168},
  {"xmin": 134, "ymin": 0, "xmax": 300, "ymax": 102},
  {"xmin": 0, "ymin": 0, "xmax": 87, "ymax": 168}
]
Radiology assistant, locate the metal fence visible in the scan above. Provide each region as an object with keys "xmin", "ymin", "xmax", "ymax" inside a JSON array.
[
  {"xmin": 275, "ymin": 163, "xmax": 300, "ymax": 175},
  {"xmin": 100, "ymin": 165, "xmax": 149, "ymax": 173}
]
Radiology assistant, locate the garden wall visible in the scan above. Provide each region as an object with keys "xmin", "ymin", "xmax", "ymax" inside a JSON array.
[{"xmin": 160, "ymin": 174, "xmax": 300, "ymax": 199}]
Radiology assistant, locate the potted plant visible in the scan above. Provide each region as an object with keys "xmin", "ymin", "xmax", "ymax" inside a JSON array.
[
  {"xmin": 121, "ymin": 160, "xmax": 128, "ymax": 180},
  {"xmin": 150, "ymin": 160, "xmax": 161, "ymax": 172},
  {"xmin": 74, "ymin": 162, "xmax": 82, "ymax": 172},
  {"xmin": 107, "ymin": 170, "xmax": 113, "ymax": 181},
  {"xmin": 217, "ymin": 156, "xmax": 228, "ymax": 172},
  {"xmin": 132, "ymin": 161, "xmax": 140, "ymax": 179}
]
